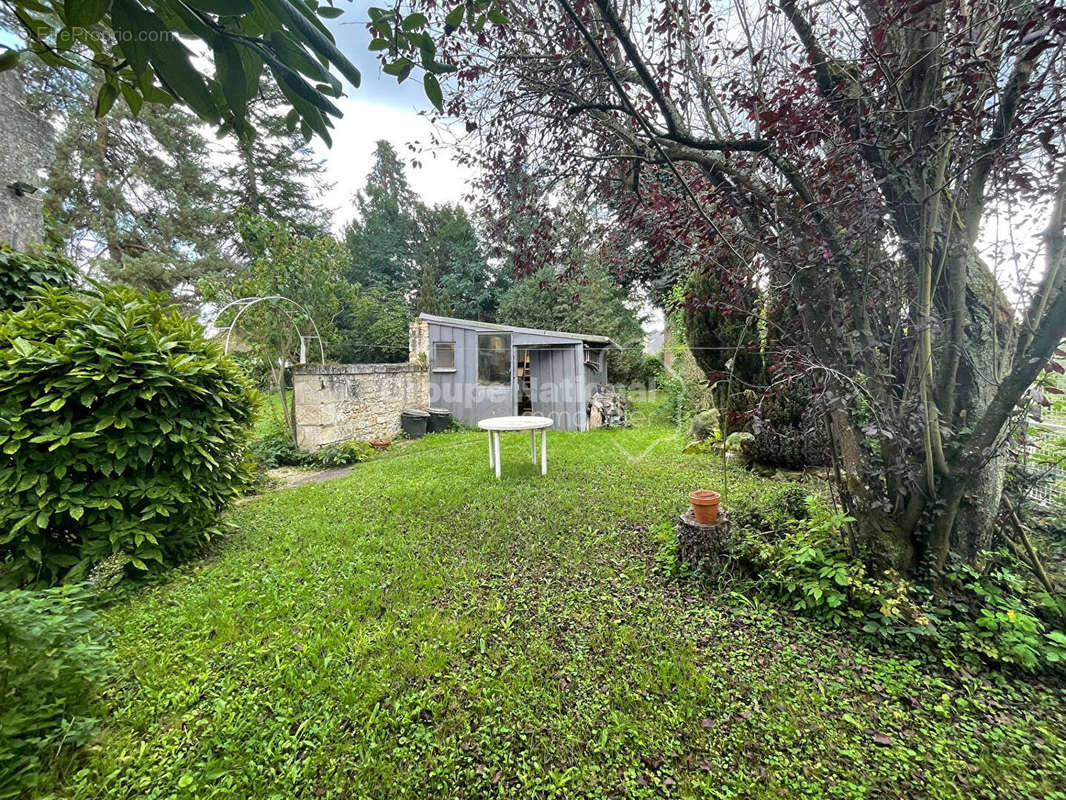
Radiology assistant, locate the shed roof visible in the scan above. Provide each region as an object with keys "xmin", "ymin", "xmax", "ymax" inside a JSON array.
[{"xmin": 418, "ymin": 313, "xmax": 619, "ymax": 347}]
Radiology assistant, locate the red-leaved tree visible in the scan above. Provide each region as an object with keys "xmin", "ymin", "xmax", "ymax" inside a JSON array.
[{"xmin": 393, "ymin": 0, "xmax": 1066, "ymax": 574}]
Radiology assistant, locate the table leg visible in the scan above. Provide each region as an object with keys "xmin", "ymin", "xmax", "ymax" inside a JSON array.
[
  {"xmin": 530, "ymin": 431, "xmax": 536, "ymax": 464},
  {"xmin": 540, "ymin": 429, "xmax": 547, "ymax": 476},
  {"xmin": 494, "ymin": 431, "xmax": 502, "ymax": 479},
  {"xmin": 488, "ymin": 431, "xmax": 495, "ymax": 471}
]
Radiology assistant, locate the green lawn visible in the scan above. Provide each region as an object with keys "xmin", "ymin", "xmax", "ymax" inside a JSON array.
[
  {"xmin": 41, "ymin": 423, "xmax": 1065, "ymax": 799},
  {"xmin": 252, "ymin": 390, "xmax": 291, "ymax": 438}
]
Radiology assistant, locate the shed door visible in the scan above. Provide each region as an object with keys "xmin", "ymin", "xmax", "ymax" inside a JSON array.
[
  {"xmin": 529, "ymin": 347, "xmax": 581, "ymax": 430},
  {"xmin": 474, "ymin": 332, "xmax": 513, "ymax": 419}
]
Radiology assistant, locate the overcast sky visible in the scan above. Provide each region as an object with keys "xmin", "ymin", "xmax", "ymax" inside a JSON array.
[{"xmin": 311, "ymin": 4, "xmax": 474, "ymax": 231}]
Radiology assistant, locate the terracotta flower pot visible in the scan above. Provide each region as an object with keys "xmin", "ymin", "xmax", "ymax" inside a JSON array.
[{"xmin": 689, "ymin": 490, "xmax": 721, "ymax": 525}]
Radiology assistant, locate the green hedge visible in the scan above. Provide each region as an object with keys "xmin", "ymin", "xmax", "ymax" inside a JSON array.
[
  {"xmin": 0, "ymin": 286, "xmax": 256, "ymax": 586},
  {"xmin": 0, "ymin": 246, "xmax": 75, "ymax": 312}
]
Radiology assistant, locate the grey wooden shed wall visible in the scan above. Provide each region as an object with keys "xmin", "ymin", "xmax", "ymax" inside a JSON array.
[{"xmin": 424, "ymin": 317, "xmax": 600, "ymax": 431}]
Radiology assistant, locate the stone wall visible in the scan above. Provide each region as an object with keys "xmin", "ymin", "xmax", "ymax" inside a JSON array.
[
  {"xmin": 0, "ymin": 71, "xmax": 53, "ymax": 248},
  {"xmin": 293, "ymin": 363, "xmax": 429, "ymax": 449},
  {"xmin": 409, "ymin": 317, "xmax": 430, "ymax": 364}
]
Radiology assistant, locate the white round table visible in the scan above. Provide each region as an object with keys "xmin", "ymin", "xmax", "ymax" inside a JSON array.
[{"xmin": 477, "ymin": 416, "xmax": 553, "ymax": 478}]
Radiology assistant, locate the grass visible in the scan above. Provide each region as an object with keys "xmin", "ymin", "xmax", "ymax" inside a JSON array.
[
  {"xmin": 38, "ymin": 421, "xmax": 1066, "ymax": 799},
  {"xmin": 252, "ymin": 390, "xmax": 291, "ymax": 439}
]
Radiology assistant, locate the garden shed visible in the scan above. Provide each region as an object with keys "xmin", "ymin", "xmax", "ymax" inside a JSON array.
[{"xmin": 411, "ymin": 313, "xmax": 618, "ymax": 431}]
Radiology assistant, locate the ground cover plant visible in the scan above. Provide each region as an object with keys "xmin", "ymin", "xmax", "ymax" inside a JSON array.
[
  {"xmin": 30, "ymin": 419, "xmax": 1066, "ymax": 799},
  {"xmin": 0, "ymin": 586, "xmax": 111, "ymax": 799}
]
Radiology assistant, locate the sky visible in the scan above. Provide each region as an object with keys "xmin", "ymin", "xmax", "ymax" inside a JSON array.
[{"xmin": 309, "ymin": 4, "xmax": 474, "ymax": 230}]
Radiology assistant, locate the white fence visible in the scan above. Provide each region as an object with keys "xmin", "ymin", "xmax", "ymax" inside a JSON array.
[{"xmin": 1026, "ymin": 408, "xmax": 1066, "ymax": 510}]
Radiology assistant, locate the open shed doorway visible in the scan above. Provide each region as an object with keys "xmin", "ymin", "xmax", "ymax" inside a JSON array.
[{"xmin": 516, "ymin": 348, "xmax": 532, "ymax": 415}]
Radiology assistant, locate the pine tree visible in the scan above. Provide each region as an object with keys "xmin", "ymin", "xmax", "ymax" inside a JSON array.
[
  {"xmin": 343, "ymin": 140, "xmax": 419, "ymax": 294},
  {"xmin": 221, "ymin": 84, "xmax": 331, "ymax": 251},
  {"xmin": 43, "ymin": 93, "xmax": 232, "ymax": 302}
]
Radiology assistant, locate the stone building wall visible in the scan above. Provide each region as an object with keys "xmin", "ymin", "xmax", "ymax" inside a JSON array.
[
  {"xmin": 293, "ymin": 363, "xmax": 430, "ymax": 449},
  {"xmin": 0, "ymin": 70, "xmax": 53, "ymax": 248}
]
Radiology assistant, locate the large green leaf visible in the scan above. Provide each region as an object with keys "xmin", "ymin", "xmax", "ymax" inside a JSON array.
[
  {"xmin": 184, "ymin": 0, "xmax": 254, "ymax": 13},
  {"xmin": 263, "ymin": 0, "xmax": 361, "ymax": 88},
  {"xmin": 110, "ymin": 0, "xmax": 156, "ymax": 76},
  {"xmin": 0, "ymin": 49, "xmax": 19, "ymax": 72},
  {"xmin": 212, "ymin": 37, "xmax": 250, "ymax": 122},
  {"xmin": 423, "ymin": 73, "xmax": 443, "ymax": 113},
  {"xmin": 268, "ymin": 62, "xmax": 333, "ymax": 145},
  {"xmin": 64, "ymin": 0, "xmax": 111, "ymax": 27},
  {"xmin": 261, "ymin": 47, "xmax": 339, "ymax": 117},
  {"xmin": 268, "ymin": 30, "xmax": 339, "ymax": 93},
  {"xmin": 444, "ymin": 5, "xmax": 463, "ymax": 31},
  {"xmin": 94, "ymin": 82, "xmax": 118, "ymax": 118},
  {"xmin": 120, "ymin": 80, "xmax": 143, "ymax": 115},
  {"xmin": 147, "ymin": 37, "xmax": 220, "ymax": 121}
]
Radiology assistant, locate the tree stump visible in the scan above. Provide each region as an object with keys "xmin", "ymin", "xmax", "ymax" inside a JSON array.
[{"xmin": 676, "ymin": 507, "xmax": 730, "ymax": 568}]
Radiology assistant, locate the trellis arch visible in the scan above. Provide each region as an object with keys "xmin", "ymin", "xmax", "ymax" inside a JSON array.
[{"xmin": 210, "ymin": 295, "xmax": 326, "ymax": 365}]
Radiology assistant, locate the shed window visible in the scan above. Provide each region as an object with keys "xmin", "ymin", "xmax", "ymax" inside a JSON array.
[
  {"xmin": 478, "ymin": 334, "xmax": 511, "ymax": 385},
  {"xmin": 584, "ymin": 346, "xmax": 601, "ymax": 370},
  {"xmin": 433, "ymin": 341, "xmax": 455, "ymax": 371}
]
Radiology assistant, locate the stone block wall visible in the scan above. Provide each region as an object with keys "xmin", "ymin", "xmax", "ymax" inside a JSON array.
[
  {"xmin": 409, "ymin": 317, "xmax": 430, "ymax": 365},
  {"xmin": 0, "ymin": 71, "xmax": 53, "ymax": 248},
  {"xmin": 293, "ymin": 363, "xmax": 429, "ymax": 449}
]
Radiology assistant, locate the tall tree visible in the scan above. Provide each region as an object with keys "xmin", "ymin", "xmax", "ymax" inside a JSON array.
[
  {"xmin": 415, "ymin": 203, "xmax": 506, "ymax": 320},
  {"xmin": 344, "ymin": 140, "xmax": 419, "ymax": 295},
  {"xmin": 498, "ymin": 261, "xmax": 645, "ymax": 383},
  {"xmin": 44, "ymin": 93, "xmax": 232, "ymax": 301},
  {"xmin": 217, "ymin": 216, "xmax": 349, "ymax": 441},
  {"xmin": 221, "ymin": 84, "xmax": 331, "ymax": 247},
  {"xmin": 426, "ymin": 0, "xmax": 1066, "ymax": 574},
  {"xmin": 2, "ymin": 1, "xmax": 500, "ymax": 149}
]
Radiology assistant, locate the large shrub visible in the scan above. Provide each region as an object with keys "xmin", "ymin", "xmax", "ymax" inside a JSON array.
[
  {"xmin": 748, "ymin": 380, "xmax": 832, "ymax": 469},
  {"xmin": 0, "ymin": 287, "xmax": 256, "ymax": 586},
  {"xmin": 0, "ymin": 586, "xmax": 111, "ymax": 798},
  {"xmin": 0, "ymin": 246, "xmax": 76, "ymax": 312}
]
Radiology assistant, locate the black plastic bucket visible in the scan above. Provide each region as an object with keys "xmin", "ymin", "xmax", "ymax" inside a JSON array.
[
  {"xmin": 400, "ymin": 408, "xmax": 429, "ymax": 439},
  {"xmin": 427, "ymin": 407, "xmax": 452, "ymax": 433}
]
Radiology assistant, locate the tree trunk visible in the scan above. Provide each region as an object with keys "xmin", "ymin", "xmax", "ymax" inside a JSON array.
[
  {"xmin": 93, "ymin": 118, "xmax": 123, "ymax": 264},
  {"xmin": 240, "ymin": 137, "xmax": 262, "ymax": 217},
  {"xmin": 929, "ymin": 250, "xmax": 1014, "ymax": 567},
  {"xmin": 829, "ymin": 409, "xmax": 915, "ymax": 571}
]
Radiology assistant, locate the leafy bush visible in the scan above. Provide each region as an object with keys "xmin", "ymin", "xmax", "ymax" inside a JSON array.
[
  {"xmin": 0, "ymin": 247, "xmax": 76, "ymax": 313},
  {"xmin": 748, "ymin": 381, "xmax": 831, "ymax": 469},
  {"xmin": 247, "ymin": 431, "xmax": 307, "ymax": 469},
  {"xmin": 728, "ymin": 482, "xmax": 811, "ymax": 533},
  {"xmin": 0, "ymin": 586, "xmax": 111, "ymax": 798},
  {"xmin": 632, "ymin": 354, "xmax": 665, "ymax": 388},
  {"xmin": 310, "ymin": 440, "xmax": 374, "ymax": 467},
  {"xmin": 0, "ymin": 287, "xmax": 256, "ymax": 586},
  {"xmin": 689, "ymin": 408, "xmax": 720, "ymax": 442},
  {"xmin": 724, "ymin": 431, "xmax": 754, "ymax": 454},
  {"xmin": 718, "ymin": 492, "xmax": 1066, "ymax": 673},
  {"xmin": 248, "ymin": 432, "xmax": 373, "ymax": 470},
  {"xmin": 656, "ymin": 345, "xmax": 716, "ymax": 430},
  {"xmin": 910, "ymin": 562, "xmax": 1066, "ymax": 671},
  {"xmin": 228, "ymin": 351, "xmax": 273, "ymax": 391}
]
